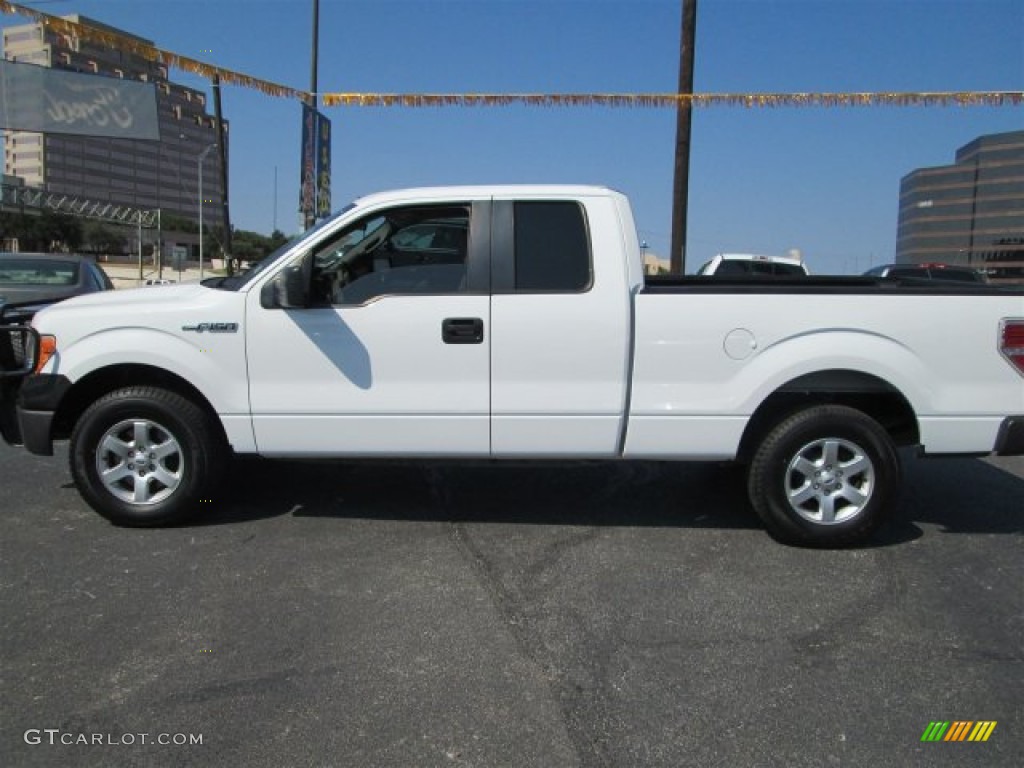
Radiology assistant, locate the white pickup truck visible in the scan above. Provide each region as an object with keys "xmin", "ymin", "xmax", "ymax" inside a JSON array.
[{"xmin": 2, "ymin": 186, "xmax": 1022, "ymax": 546}]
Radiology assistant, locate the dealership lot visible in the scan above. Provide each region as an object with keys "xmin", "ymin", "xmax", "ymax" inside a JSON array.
[{"xmin": 1, "ymin": 444, "xmax": 1021, "ymax": 767}]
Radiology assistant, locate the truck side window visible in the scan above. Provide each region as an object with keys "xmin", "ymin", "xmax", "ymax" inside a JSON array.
[
  {"xmin": 312, "ymin": 204, "xmax": 471, "ymax": 305},
  {"xmin": 513, "ymin": 202, "xmax": 592, "ymax": 292}
]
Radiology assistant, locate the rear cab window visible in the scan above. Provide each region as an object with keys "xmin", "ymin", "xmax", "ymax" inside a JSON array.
[{"xmin": 512, "ymin": 201, "xmax": 592, "ymax": 292}]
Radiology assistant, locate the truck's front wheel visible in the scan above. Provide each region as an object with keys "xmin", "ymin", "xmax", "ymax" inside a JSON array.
[
  {"xmin": 69, "ymin": 386, "xmax": 225, "ymax": 526},
  {"xmin": 747, "ymin": 405, "xmax": 901, "ymax": 547}
]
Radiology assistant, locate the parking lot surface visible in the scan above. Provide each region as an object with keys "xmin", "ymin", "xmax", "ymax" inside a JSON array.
[{"xmin": 1, "ymin": 443, "xmax": 1021, "ymax": 767}]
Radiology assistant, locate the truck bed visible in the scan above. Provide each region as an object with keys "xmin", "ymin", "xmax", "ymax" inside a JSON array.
[{"xmin": 643, "ymin": 274, "xmax": 1021, "ymax": 295}]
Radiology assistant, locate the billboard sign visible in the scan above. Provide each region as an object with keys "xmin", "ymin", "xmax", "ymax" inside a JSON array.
[{"xmin": 0, "ymin": 59, "xmax": 159, "ymax": 140}]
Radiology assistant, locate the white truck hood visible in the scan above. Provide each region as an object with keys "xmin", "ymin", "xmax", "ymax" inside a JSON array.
[
  {"xmin": 31, "ymin": 284, "xmax": 244, "ymax": 343},
  {"xmin": 43, "ymin": 283, "xmax": 210, "ymax": 312}
]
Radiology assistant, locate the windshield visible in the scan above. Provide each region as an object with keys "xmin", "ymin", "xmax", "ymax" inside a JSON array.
[
  {"xmin": 213, "ymin": 203, "xmax": 357, "ymax": 291},
  {"xmin": 0, "ymin": 260, "xmax": 80, "ymax": 286},
  {"xmin": 712, "ymin": 260, "xmax": 807, "ymax": 276}
]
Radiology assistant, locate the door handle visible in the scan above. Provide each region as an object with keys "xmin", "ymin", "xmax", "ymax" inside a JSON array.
[{"xmin": 442, "ymin": 317, "xmax": 484, "ymax": 344}]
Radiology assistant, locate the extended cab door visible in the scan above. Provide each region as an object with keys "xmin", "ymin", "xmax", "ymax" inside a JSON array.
[
  {"xmin": 489, "ymin": 195, "xmax": 632, "ymax": 456},
  {"xmin": 245, "ymin": 201, "xmax": 492, "ymax": 455}
]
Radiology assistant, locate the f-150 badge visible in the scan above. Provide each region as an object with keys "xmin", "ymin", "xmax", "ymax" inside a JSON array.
[{"xmin": 182, "ymin": 322, "xmax": 239, "ymax": 333}]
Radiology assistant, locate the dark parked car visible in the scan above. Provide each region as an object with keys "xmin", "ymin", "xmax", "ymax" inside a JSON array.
[
  {"xmin": 0, "ymin": 252, "xmax": 114, "ymax": 324},
  {"xmin": 863, "ymin": 263, "xmax": 988, "ymax": 283}
]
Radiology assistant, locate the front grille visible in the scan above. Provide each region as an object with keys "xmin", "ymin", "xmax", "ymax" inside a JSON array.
[
  {"xmin": 0, "ymin": 325, "xmax": 35, "ymax": 374},
  {"xmin": 11, "ymin": 329, "xmax": 28, "ymax": 368}
]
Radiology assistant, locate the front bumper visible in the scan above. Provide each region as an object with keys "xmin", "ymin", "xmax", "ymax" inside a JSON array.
[
  {"xmin": 13, "ymin": 409, "xmax": 55, "ymax": 456},
  {"xmin": 15, "ymin": 407, "xmax": 57, "ymax": 456},
  {"xmin": 7, "ymin": 374, "xmax": 71, "ymax": 456}
]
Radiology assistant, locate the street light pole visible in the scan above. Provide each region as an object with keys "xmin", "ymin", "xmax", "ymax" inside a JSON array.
[
  {"xmin": 197, "ymin": 143, "xmax": 216, "ymax": 280},
  {"xmin": 156, "ymin": 208, "xmax": 162, "ymax": 280}
]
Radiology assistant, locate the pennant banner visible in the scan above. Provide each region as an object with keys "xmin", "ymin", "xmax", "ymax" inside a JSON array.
[
  {"xmin": 3, "ymin": 2, "xmax": 1021, "ymax": 111},
  {"xmin": 320, "ymin": 91, "xmax": 1024, "ymax": 109},
  {"xmin": 0, "ymin": 1, "xmax": 309, "ymax": 101}
]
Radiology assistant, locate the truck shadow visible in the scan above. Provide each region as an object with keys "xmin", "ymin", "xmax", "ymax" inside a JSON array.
[
  {"xmin": 285, "ymin": 308, "xmax": 373, "ymax": 389},
  {"xmin": 214, "ymin": 459, "xmax": 756, "ymax": 529},
  {"xmin": 204, "ymin": 455, "xmax": 1024, "ymax": 545},
  {"xmin": 898, "ymin": 456, "xmax": 1024, "ymax": 536}
]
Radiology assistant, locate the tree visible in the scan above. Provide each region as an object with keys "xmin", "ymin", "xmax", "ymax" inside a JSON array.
[
  {"xmin": 161, "ymin": 213, "xmax": 198, "ymax": 234},
  {"xmin": 0, "ymin": 211, "xmax": 82, "ymax": 252},
  {"xmin": 268, "ymin": 229, "xmax": 289, "ymax": 251},
  {"xmin": 229, "ymin": 228, "xmax": 293, "ymax": 265},
  {"xmin": 81, "ymin": 221, "xmax": 129, "ymax": 257},
  {"xmin": 230, "ymin": 229, "xmax": 265, "ymax": 263}
]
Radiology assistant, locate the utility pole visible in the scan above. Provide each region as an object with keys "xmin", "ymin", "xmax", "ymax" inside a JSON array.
[
  {"xmin": 305, "ymin": 0, "xmax": 320, "ymax": 231},
  {"xmin": 670, "ymin": 0, "xmax": 698, "ymax": 275},
  {"xmin": 310, "ymin": 0, "xmax": 319, "ymax": 103}
]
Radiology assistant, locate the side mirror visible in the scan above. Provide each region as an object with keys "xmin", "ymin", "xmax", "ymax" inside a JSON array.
[{"xmin": 260, "ymin": 257, "xmax": 311, "ymax": 309}]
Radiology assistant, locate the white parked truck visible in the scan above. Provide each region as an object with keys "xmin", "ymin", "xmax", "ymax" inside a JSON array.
[
  {"xmin": 2, "ymin": 186, "xmax": 1022, "ymax": 546},
  {"xmin": 696, "ymin": 252, "xmax": 810, "ymax": 277}
]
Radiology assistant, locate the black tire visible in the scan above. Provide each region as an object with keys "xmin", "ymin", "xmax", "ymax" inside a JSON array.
[
  {"xmin": 747, "ymin": 405, "xmax": 901, "ymax": 547},
  {"xmin": 69, "ymin": 386, "xmax": 225, "ymax": 527}
]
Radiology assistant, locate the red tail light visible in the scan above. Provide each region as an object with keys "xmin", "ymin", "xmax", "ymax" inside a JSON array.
[{"xmin": 1000, "ymin": 320, "xmax": 1024, "ymax": 377}]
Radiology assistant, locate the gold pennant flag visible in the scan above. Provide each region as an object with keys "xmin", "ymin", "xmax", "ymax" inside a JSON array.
[
  {"xmin": 1, "ymin": 0, "xmax": 310, "ymax": 101},
  {"xmin": 318, "ymin": 91, "xmax": 1022, "ymax": 109},
  {"xmin": 320, "ymin": 91, "xmax": 1024, "ymax": 109},
  {"xmin": 3, "ymin": 1, "xmax": 1021, "ymax": 110}
]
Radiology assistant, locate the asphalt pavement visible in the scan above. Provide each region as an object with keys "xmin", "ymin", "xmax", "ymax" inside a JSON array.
[{"xmin": 1, "ymin": 444, "xmax": 1022, "ymax": 767}]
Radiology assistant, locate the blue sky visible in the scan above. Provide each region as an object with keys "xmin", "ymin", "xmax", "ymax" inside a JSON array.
[{"xmin": 4, "ymin": 0, "xmax": 1022, "ymax": 273}]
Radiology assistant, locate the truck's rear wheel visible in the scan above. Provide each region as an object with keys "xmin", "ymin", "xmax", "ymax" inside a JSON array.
[
  {"xmin": 747, "ymin": 405, "xmax": 901, "ymax": 547},
  {"xmin": 69, "ymin": 386, "xmax": 225, "ymax": 526}
]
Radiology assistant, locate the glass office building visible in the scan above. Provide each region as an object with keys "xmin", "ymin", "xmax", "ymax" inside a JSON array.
[{"xmin": 896, "ymin": 130, "xmax": 1023, "ymax": 284}]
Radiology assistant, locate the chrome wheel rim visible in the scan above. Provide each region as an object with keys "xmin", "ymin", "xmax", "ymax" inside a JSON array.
[
  {"xmin": 785, "ymin": 438, "xmax": 874, "ymax": 525},
  {"xmin": 95, "ymin": 419, "xmax": 184, "ymax": 505}
]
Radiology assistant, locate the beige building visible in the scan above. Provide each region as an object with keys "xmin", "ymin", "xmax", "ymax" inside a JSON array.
[
  {"xmin": 2, "ymin": 15, "xmax": 225, "ymax": 227},
  {"xmin": 642, "ymin": 251, "xmax": 670, "ymax": 275}
]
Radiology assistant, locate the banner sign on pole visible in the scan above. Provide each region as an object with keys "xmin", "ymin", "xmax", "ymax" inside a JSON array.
[
  {"xmin": 314, "ymin": 111, "xmax": 331, "ymax": 219},
  {"xmin": 299, "ymin": 104, "xmax": 332, "ymax": 221},
  {"xmin": 0, "ymin": 59, "xmax": 159, "ymax": 140},
  {"xmin": 299, "ymin": 103, "xmax": 316, "ymax": 220}
]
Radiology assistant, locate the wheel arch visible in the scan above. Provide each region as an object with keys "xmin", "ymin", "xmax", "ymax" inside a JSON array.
[
  {"xmin": 736, "ymin": 369, "xmax": 919, "ymax": 463},
  {"xmin": 53, "ymin": 364, "xmax": 228, "ymax": 447}
]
